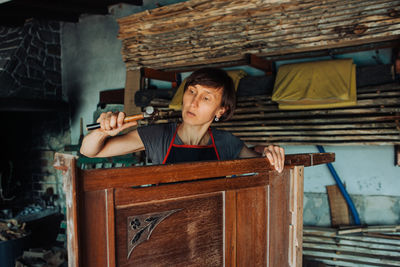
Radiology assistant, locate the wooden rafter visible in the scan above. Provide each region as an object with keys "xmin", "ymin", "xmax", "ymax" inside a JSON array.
[{"xmin": 0, "ymin": 0, "xmax": 143, "ymax": 26}]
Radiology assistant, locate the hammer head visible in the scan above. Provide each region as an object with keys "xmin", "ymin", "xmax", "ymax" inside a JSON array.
[
  {"xmin": 143, "ymin": 106, "xmax": 155, "ymax": 117},
  {"xmin": 143, "ymin": 106, "xmax": 160, "ymax": 123}
]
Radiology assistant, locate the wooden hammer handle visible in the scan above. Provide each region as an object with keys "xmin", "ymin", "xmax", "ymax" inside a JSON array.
[{"xmin": 86, "ymin": 114, "xmax": 145, "ymax": 131}]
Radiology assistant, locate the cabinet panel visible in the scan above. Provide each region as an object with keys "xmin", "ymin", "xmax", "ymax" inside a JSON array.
[
  {"xmin": 115, "ymin": 193, "xmax": 223, "ymax": 267},
  {"xmin": 236, "ymin": 186, "xmax": 269, "ymax": 266}
]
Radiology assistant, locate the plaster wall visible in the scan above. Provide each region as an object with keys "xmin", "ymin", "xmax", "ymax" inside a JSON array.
[
  {"xmin": 286, "ymin": 146, "xmax": 400, "ymax": 226},
  {"xmin": 61, "ymin": 2, "xmax": 400, "ymax": 226},
  {"xmin": 61, "ymin": 1, "xmax": 187, "ymax": 144}
]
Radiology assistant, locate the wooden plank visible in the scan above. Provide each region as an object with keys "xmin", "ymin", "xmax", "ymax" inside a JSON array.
[
  {"xmin": 302, "ymin": 250, "xmax": 400, "ymax": 266},
  {"xmin": 236, "ymin": 186, "xmax": 268, "ymax": 266},
  {"xmin": 225, "ymin": 190, "xmax": 237, "ymax": 267},
  {"xmin": 124, "ymin": 11, "xmax": 400, "ymax": 49},
  {"xmin": 247, "ymin": 54, "xmax": 274, "ymax": 75},
  {"xmin": 81, "ymin": 190, "xmax": 108, "ymax": 267},
  {"xmin": 114, "ymin": 173, "xmax": 269, "ymax": 206},
  {"xmin": 123, "ymin": 22, "xmax": 400, "ymax": 66},
  {"xmin": 240, "ymin": 135, "xmax": 400, "ymax": 141},
  {"xmin": 304, "ymin": 228, "xmax": 400, "ymax": 245},
  {"xmin": 214, "ymin": 115, "xmax": 400, "ymax": 126},
  {"xmin": 337, "ymin": 225, "xmax": 399, "ymax": 235},
  {"xmin": 81, "ymin": 153, "xmax": 335, "ymax": 192},
  {"xmin": 269, "ymin": 170, "xmax": 290, "ymax": 266},
  {"xmin": 326, "ymin": 185, "xmax": 351, "ymax": 227},
  {"xmin": 106, "ymin": 189, "xmax": 116, "ymax": 267},
  {"xmin": 53, "ymin": 153, "xmax": 80, "ymax": 267},
  {"xmin": 117, "ymin": 0, "xmax": 400, "ymax": 70},
  {"xmin": 121, "ymin": 26, "xmax": 400, "ymax": 65},
  {"xmin": 233, "ymin": 103, "xmax": 400, "ymax": 115},
  {"xmin": 231, "ymin": 107, "xmax": 400, "ymax": 121},
  {"xmin": 124, "ymin": 69, "xmax": 142, "ymax": 116},
  {"xmin": 304, "ymin": 236, "xmax": 400, "ymax": 254},
  {"xmin": 303, "ymin": 257, "xmax": 388, "ymax": 267},
  {"xmin": 365, "ymin": 232, "xmax": 400, "ymax": 240},
  {"xmin": 122, "ymin": 26, "xmax": 400, "ymax": 69},
  {"xmin": 118, "ymin": 0, "xmax": 397, "ymax": 43},
  {"xmin": 303, "ymin": 243, "xmax": 400, "ymax": 260},
  {"xmin": 231, "ymin": 129, "xmax": 400, "ymax": 136},
  {"xmin": 143, "ymin": 67, "xmax": 178, "ymax": 82},
  {"xmin": 215, "ymin": 123, "xmax": 398, "ymax": 132},
  {"xmin": 293, "ymin": 166, "xmax": 304, "ymax": 267},
  {"xmin": 248, "ymin": 141, "xmax": 400, "ymax": 146},
  {"xmin": 145, "ymin": 10, "xmax": 400, "ymax": 48}
]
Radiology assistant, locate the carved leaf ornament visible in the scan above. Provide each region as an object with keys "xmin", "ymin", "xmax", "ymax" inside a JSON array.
[{"xmin": 127, "ymin": 209, "xmax": 181, "ymax": 259}]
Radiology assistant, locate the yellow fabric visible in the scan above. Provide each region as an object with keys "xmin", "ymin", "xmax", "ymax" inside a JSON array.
[
  {"xmin": 272, "ymin": 59, "xmax": 357, "ymax": 110},
  {"xmin": 169, "ymin": 69, "xmax": 247, "ymax": 110}
]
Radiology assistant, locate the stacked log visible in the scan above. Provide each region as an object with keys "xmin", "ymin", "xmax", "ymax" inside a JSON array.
[
  {"xmin": 0, "ymin": 219, "xmax": 28, "ymax": 241},
  {"xmin": 117, "ymin": 0, "xmax": 400, "ymax": 71},
  {"xmin": 303, "ymin": 225, "xmax": 400, "ymax": 266},
  {"xmin": 147, "ymin": 83, "xmax": 400, "ymax": 145}
]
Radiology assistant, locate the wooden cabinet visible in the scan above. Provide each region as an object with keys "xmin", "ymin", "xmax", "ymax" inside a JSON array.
[{"xmin": 54, "ymin": 153, "xmax": 334, "ymax": 267}]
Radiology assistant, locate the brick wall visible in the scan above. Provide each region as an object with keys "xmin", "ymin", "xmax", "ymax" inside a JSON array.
[{"xmin": 30, "ymin": 113, "xmax": 70, "ymax": 210}]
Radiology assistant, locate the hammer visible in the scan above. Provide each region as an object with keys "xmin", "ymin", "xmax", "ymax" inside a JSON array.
[{"xmin": 86, "ymin": 106, "xmax": 156, "ymax": 131}]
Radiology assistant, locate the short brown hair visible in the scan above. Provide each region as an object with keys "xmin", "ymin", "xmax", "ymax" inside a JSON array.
[{"xmin": 184, "ymin": 67, "xmax": 236, "ymax": 121}]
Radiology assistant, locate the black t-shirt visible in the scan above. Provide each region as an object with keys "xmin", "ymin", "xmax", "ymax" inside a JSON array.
[{"xmin": 137, "ymin": 122, "xmax": 244, "ymax": 164}]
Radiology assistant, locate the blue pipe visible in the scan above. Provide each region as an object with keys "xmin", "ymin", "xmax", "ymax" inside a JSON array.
[{"xmin": 317, "ymin": 145, "xmax": 361, "ymax": 225}]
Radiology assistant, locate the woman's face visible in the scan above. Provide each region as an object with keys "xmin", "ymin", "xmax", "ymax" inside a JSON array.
[{"xmin": 182, "ymin": 84, "xmax": 226, "ymax": 126}]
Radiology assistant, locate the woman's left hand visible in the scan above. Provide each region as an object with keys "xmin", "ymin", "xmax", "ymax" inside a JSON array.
[{"xmin": 262, "ymin": 145, "xmax": 285, "ymax": 173}]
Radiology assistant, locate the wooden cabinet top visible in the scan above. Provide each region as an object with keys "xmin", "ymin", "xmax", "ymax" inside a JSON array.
[{"xmin": 54, "ymin": 152, "xmax": 334, "ymax": 192}]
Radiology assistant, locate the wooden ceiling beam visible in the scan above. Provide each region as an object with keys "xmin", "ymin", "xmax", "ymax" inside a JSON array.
[
  {"xmin": 0, "ymin": 0, "xmax": 143, "ymax": 25},
  {"xmin": 3, "ymin": 1, "xmax": 109, "ymax": 15},
  {"xmin": 108, "ymin": 0, "xmax": 143, "ymax": 5},
  {"xmin": 246, "ymin": 54, "xmax": 274, "ymax": 76}
]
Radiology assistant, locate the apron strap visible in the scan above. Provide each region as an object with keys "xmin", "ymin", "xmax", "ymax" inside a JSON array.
[
  {"xmin": 162, "ymin": 126, "xmax": 220, "ymax": 164},
  {"xmin": 162, "ymin": 127, "xmax": 178, "ymax": 164}
]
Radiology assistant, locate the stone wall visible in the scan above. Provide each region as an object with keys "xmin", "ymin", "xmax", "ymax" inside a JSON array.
[
  {"xmin": 30, "ymin": 112, "xmax": 70, "ymax": 210},
  {"xmin": 0, "ymin": 19, "xmax": 68, "ymax": 214},
  {"xmin": 0, "ymin": 19, "xmax": 61, "ymax": 99}
]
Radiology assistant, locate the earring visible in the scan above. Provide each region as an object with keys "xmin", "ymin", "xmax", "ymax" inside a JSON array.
[{"xmin": 215, "ymin": 117, "xmax": 219, "ymax": 122}]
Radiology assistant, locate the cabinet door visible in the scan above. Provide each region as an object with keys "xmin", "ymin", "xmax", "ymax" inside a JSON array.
[
  {"xmin": 226, "ymin": 167, "xmax": 304, "ymax": 267},
  {"xmin": 269, "ymin": 167, "xmax": 304, "ymax": 267},
  {"xmin": 226, "ymin": 186, "xmax": 269, "ymax": 266},
  {"xmin": 115, "ymin": 192, "xmax": 224, "ymax": 267}
]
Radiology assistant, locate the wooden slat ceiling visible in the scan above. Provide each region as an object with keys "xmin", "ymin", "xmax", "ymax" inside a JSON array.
[
  {"xmin": 0, "ymin": 0, "xmax": 143, "ymax": 26},
  {"xmin": 118, "ymin": 0, "xmax": 400, "ymax": 71}
]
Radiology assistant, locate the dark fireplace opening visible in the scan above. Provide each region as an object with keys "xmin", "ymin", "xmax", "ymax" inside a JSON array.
[
  {"xmin": 0, "ymin": 17, "xmax": 69, "ymax": 266},
  {"xmin": 1, "ymin": 112, "xmax": 33, "ymax": 208},
  {"xmin": 0, "ymin": 110, "xmax": 70, "ymax": 266},
  {"xmin": 0, "ymin": 111, "xmax": 69, "ymax": 210}
]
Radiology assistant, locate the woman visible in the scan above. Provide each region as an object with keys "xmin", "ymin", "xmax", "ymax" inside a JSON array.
[{"xmin": 80, "ymin": 68, "xmax": 285, "ymax": 172}]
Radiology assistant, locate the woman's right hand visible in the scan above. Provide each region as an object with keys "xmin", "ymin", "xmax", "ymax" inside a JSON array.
[{"xmin": 97, "ymin": 111, "xmax": 137, "ymax": 136}]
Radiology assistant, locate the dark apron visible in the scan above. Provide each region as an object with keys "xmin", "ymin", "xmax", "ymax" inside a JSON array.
[{"xmin": 162, "ymin": 127, "xmax": 220, "ymax": 164}]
